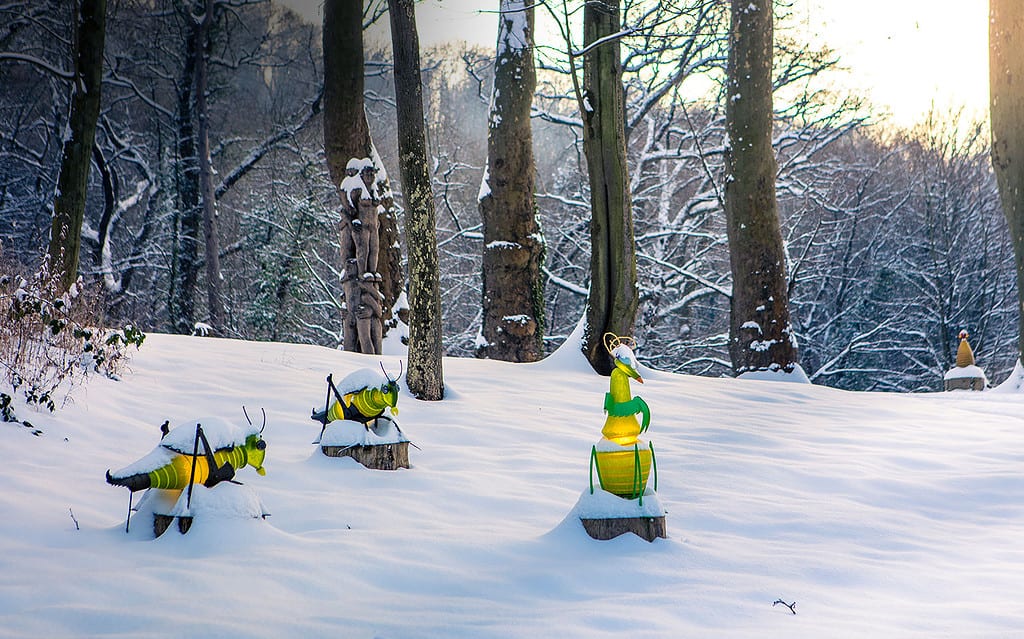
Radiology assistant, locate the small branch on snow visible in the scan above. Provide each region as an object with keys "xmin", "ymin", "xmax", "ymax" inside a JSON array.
[
  {"xmin": 773, "ymin": 599, "xmax": 796, "ymax": 615},
  {"xmin": 69, "ymin": 508, "xmax": 80, "ymax": 531}
]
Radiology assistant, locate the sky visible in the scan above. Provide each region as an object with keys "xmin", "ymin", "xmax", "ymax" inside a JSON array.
[
  {"xmin": 277, "ymin": 0, "xmax": 990, "ymax": 131},
  {"xmin": 3, "ymin": 323, "xmax": 1024, "ymax": 636}
]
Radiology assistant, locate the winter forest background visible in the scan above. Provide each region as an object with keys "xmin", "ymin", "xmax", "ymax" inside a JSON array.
[{"xmin": 1, "ymin": 0, "xmax": 1017, "ymax": 392}]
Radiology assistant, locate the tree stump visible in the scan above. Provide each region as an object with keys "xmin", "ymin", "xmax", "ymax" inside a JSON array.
[
  {"xmin": 153, "ymin": 513, "xmax": 173, "ymax": 537},
  {"xmin": 322, "ymin": 441, "xmax": 410, "ymax": 470},
  {"xmin": 153, "ymin": 514, "xmax": 193, "ymax": 537},
  {"xmin": 580, "ymin": 515, "xmax": 667, "ymax": 542},
  {"xmin": 943, "ymin": 363, "xmax": 987, "ymax": 391},
  {"xmin": 944, "ymin": 377, "xmax": 985, "ymax": 391}
]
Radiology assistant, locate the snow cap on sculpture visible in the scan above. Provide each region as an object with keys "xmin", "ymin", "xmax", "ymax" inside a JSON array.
[{"xmin": 610, "ymin": 338, "xmax": 643, "ymax": 384}]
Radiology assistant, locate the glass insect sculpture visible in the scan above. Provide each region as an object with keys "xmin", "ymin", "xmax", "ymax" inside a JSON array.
[
  {"xmin": 105, "ymin": 409, "xmax": 268, "ymax": 535},
  {"xmin": 106, "ymin": 413, "xmax": 267, "ymax": 493},
  {"xmin": 589, "ymin": 333, "xmax": 658, "ymax": 501},
  {"xmin": 311, "ymin": 362, "xmax": 401, "ymax": 438}
]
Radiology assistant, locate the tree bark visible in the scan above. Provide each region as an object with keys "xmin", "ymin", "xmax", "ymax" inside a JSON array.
[
  {"xmin": 48, "ymin": 0, "xmax": 106, "ymax": 292},
  {"xmin": 477, "ymin": 0, "xmax": 544, "ymax": 363},
  {"xmin": 388, "ymin": 0, "xmax": 443, "ymax": 400},
  {"xmin": 322, "ymin": 441, "xmax": 410, "ymax": 469},
  {"xmin": 168, "ymin": 18, "xmax": 201, "ymax": 335},
  {"xmin": 323, "ymin": 0, "xmax": 371, "ymax": 183},
  {"xmin": 195, "ymin": 0, "xmax": 225, "ymax": 334},
  {"xmin": 723, "ymin": 0, "xmax": 798, "ymax": 374},
  {"xmin": 991, "ymin": 0, "xmax": 1024, "ymax": 364},
  {"xmin": 580, "ymin": 515, "xmax": 667, "ymax": 542},
  {"xmin": 580, "ymin": 0, "xmax": 639, "ymax": 375}
]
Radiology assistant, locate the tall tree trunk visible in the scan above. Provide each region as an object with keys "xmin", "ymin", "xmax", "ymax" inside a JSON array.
[
  {"xmin": 90, "ymin": 142, "xmax": 115, "ymax": 285},
  {"xmin": 195, "ymin": 0, "xmax": 225, "ymax": 334},
  {"xmin": 723, "ymin": 0, "xmax": 798, "ymax": 374},
  {"xmin": 376, "ymin": 163, "xmax": 404, "ymax": 339},
  {"xmin": 48, "ymin": 0, "xmax": 106, "ymax": 291},
  {"xmin": 388, "ymin": 0, "xmax": 443, "ymax": 400},
  {"xmin": 477, "ymin": 0, "xmax": 544, "ymax": 362},
  {"xmin": 323, "ymin": 0, "xmax": 401, "ymax": 352},
  {"xmin": 991, "ymin": 0, "xmax": 1024, "ymax": 364},
  {"xmin": 168, "ymin": 18, "xmax": 201, "ymax": 335},
  {"xmin": 323, "ymin": 0, "xmax": 370, "ymax": 182},
  {"xmin": 580, "ymin": 0, "xmax": 639, "ymax": 375}
]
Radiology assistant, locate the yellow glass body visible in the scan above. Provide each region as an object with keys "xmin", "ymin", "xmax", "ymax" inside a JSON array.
[
  {"xmin": 147, "ymin": 435, "xmax": 266, "ymax": 490},
  {"xmin": 326, "ymin": 386, "xmax": 398, "ymax": 423},
  {"xmin": 594, "ymin": 444, "xmax": 652, "ymax": 498}
]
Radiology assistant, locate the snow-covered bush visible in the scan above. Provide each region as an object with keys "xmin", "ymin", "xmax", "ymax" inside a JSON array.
[{"xmin": 0, "ymin": 260, "xmax": 145, "ymax": 427}]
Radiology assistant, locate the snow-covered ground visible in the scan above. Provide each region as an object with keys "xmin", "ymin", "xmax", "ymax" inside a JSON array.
[{"xmin": 1, "ymin": 329, "xmax": 1023, "ymax": 638}]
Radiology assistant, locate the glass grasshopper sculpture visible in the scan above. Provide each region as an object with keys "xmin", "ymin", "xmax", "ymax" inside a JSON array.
[
  {"xmin": 311, "ymin": 362, "xmax": 401, "ymax": 440},
  {"xmin": 106, "ymin": 409, "xmax": 267, "ymax": 532},
  {"xmin": 106, "ymin": 410, "xmax": 266, "ymax": 493}
]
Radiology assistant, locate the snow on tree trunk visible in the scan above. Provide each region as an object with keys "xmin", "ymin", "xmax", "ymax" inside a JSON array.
[
  {"xmin": 388, "ymin": 0, "xmax": 443, "ymax": 400},
  {"xmin": 48, "ymin": 0, "xmax": 106, "ymax": 292},
  {"xmin": 723, "ymin": 0, "xmax": 799, "ymax": 375},
  {"xmin": 580, "ymin": 0, "xmax": 639, "ymax": 376},
  {"xmin": 477, "ymin": 0, "xmax": 544, "ymax": 363},
  {"xmin": 990, "ymin": 0, "xmax": 1024, "ymax": 365}
]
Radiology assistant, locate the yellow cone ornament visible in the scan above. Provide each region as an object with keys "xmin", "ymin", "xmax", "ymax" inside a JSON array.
[
  {"xmin": 589, "ymin": 334, "xmax": 657, "ymax": 500},
  {"xmin": 956, "ymin": 330, "xmax": 976, "ymax": 368},
  {"xmin": 943, "ymin": 329, "xmax": 988, "ymax": 391}
]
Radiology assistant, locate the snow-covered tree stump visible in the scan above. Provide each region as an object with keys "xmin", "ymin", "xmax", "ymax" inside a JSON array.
[
  {"xmin": 580, "ymin": 515, "xmax": 667, "ymax": 542},
  {"xmin": 139, "ymin": 482, "xmax": 266, "ymax": 538},
  {"xmin": 573, "ymin": 488, "xmax": 667, "ymax": 543},
  {"xmin": 322, "ymin": 441, "xmax": 409, "ymax": 470},
  {"xmin": 320, "ymin": 419, "xmax": 410, "ymax": 470},
  {"xmin": 943, "ymin": 375, "xmax": 985, "ymax": 391}
]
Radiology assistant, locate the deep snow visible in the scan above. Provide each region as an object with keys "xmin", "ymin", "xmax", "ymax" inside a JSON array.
[{"xmin": 1, "ymin": 330, "xmax": 1023, "ymax": 638}]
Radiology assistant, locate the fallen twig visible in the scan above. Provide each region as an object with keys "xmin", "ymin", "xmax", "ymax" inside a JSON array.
[{"xmin": 773, "ymin": 599, "xmax": 797, "ymax": 615}]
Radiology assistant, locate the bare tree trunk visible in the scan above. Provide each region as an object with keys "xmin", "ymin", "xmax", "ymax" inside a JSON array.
[
  {"xmin": 580, "ymin": 0, "xmax": 639, "ymax": 375},
  {"xmin": 376, "ymin": 170, "xmax": 403, "ymax": 336},
  {"xmin": 723, "ymin": 0, "xmax": 798, "ymax": 374},
  {"xmin": 323, "ymin": 0, "xmax": 370, "ymax": 182},
  {"xmin": 48, "ymin": 0, "xmax": 106, "ymax": 291},
  {"xmin": 388, "ymin": 0, "xmax": 443, "ymax": 400},
  {"xmin": 168, "ymin": 20, "xmax": 201, "ymax": 335},
  {"xmin": 991, "ymin": 0, "xmax": 1024, "ymax": 364},
  {"xmin": 195, "ymin": 0, "xmax": 225, "ymax": 334},
  {"xmin": 477, "ymin": 0, "xmax": 544, "ymax": 362},
  {"xmin": 89, "ymin": 142, "xmax": 115, "ymax": 282}
]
